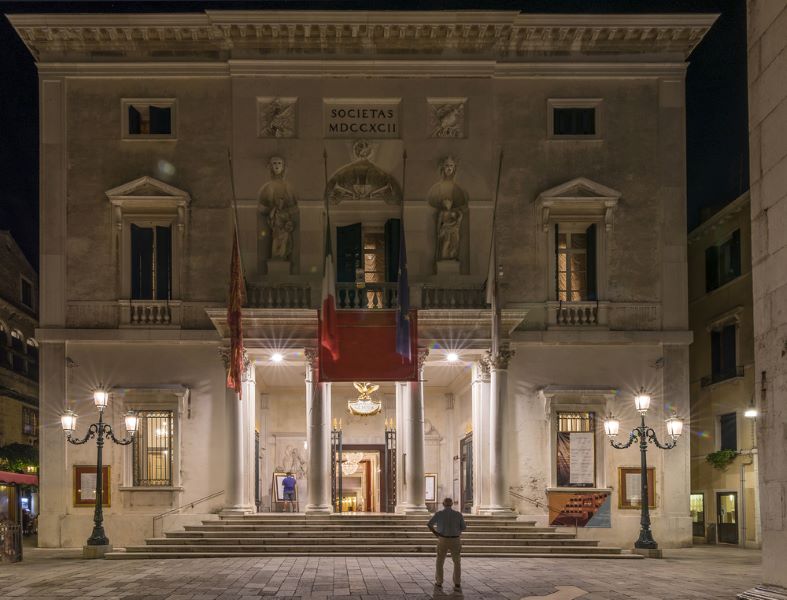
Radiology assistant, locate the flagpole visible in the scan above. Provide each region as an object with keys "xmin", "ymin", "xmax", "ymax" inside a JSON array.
[
  {"xmin": 226, "ymin": 149, "xmax": 246, "ymax": 295},
  {"xmin": 490, "ymin": 149, "xmax": 504, "ymax": 357}
]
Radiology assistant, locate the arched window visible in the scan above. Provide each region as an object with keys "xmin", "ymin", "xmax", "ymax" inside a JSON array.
[
  {"xmin": 26, "ymin": 339, "xmax": 39, "ymax": 381},
  {"xmin": 0, "ymin": 322, "xmax": 9, "ymax": 368},
  {"xmin": 10, "ymin": 330, "xmax": 25, "ymax": 373}
]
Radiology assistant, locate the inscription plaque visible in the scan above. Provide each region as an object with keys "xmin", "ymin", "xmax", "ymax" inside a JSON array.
[{"xmin": 324, "ymin": 99, "xmax": 401, "ymax": 138}]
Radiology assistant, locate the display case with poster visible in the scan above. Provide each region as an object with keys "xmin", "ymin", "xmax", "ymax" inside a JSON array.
[
  {"xmin": 73, "ymin": 465, "xmax": 110, "ymax": 507},
  {"xmin": 425, "ymin": 473, "xmax": 437, "ymax": 511},
  {"xmin": 618, "ymin": 466, "xmax": 656, "ymax": 509}
]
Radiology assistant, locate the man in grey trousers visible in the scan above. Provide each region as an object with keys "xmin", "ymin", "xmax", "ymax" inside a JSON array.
[{"xmin": 427, "ymin": 497, "xmax": 467, "ymax": 590}]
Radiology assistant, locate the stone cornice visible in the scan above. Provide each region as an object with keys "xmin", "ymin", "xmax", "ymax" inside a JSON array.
[{"xmin": 9, "ymin": 11, "xmax": 718, "ymax": 64}]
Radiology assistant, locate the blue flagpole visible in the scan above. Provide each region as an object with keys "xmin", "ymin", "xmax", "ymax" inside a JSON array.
[{"xmin": 396, "ymin": 151, "xmax": 411, "ymax": 361}]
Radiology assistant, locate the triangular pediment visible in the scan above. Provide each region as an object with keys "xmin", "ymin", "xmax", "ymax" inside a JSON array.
[
  {"xmin": 106, "ymin": 176, "xmax": 191, "ymax": 202},
  {"xmin": 538, "ymin": 177, "xmax": 620, "ymax": 202}
]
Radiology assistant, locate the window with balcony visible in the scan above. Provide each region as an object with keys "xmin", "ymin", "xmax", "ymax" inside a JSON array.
[
  {"xmin": 705, "ymin": 229, "xmax": 741, "ymax": 292},
  {"xmin": 556, "ymin": 224, "xmax": 597, "ymax": 302},
  {"xmin": 133, "ymin": 410, "xmax": 174, "ymax": 486},
  {"xmin": 131, "ymin": 224, "xmax": 172, "ymax": 301},
  {"xmin": 336, "ymin": 220, "xmax": 400, "ymax": 308}
]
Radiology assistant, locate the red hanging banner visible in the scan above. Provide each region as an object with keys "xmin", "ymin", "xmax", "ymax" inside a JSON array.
[{"xmin": 318, "ymin": 310, "xmax": 418, "ymax": 382}]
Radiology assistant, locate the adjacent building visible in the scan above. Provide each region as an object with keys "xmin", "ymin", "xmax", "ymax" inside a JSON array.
[
  {"xmin": 741, "ymin": 1, "xmax": 787, "ymax": 598},
  {"xmin": 8, "ymin": 10, "xmax": 715, "ymax": 549},
  {"xmin": 688, "ymin": 192, "xmax": 760, "ymax": 548}
]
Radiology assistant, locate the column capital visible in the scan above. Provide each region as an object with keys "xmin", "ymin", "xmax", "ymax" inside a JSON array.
[
  {"xmin": 417, "ymin": 347, "xmax": 430, "ymax": 371},
  {"xmin": 487, "ymin": 347, "xmax": 514, "ymax": 370},
  {"xmin": 477, "ymin": 357, "xmax": 491, "ymax": 380},
  {"xmin": 304, "ymin": 347, "xmax": 319, "ymax": 369},
  {"xmin": 219, "ymin": 346, "xmax": 251, "ymax": 377}
]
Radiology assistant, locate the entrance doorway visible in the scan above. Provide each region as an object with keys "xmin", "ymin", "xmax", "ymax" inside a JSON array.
[
  {"xmin": 332, "ymin": 444, "xmax": 396, "ymax": 513},
  {"xmin": 459, "ymin": 433, "xmax": 473, "ymax": 513},
  {"xmin": 716, "ymin": 491, "xmax": 739, "ymax": 544}
]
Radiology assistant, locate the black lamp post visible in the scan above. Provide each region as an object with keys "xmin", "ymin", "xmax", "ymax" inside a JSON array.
[
  {"xmin": 61, "ymin": 389, "xmax": 138, "ymax": 552},
  {"xmin": 604, "ymin": 388, "xmax": 684, "ymax": 553}
]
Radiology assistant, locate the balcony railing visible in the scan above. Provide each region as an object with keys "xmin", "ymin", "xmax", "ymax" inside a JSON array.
[
  {"xmin": 247, "ymin": 284, "xmax": 311, "ymax": 309},
  {"xmin": 336, "ymin": 283, "xmax": 397, "ymax": 309},
  {"xmin": 421, "ymin": 285, "xmax": 486, "ymax": 309},
  {"xmin": 119, "ymin": 300, "xmax": 182, "ymax": 326},
  {"xmin": 550, "ymin": 301, "xmax": 600, "ymax": 326},
  {"xmin": 701, "ymin": 366, "xmax": 745, "ymax": 388}
]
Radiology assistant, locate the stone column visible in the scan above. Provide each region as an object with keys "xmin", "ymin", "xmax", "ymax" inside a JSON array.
[
  {"xmin": 305, "ymin": 349, "xmax": 332, "ymax": 514},
  {"xmin": 242, "ymin": 362, "xmax": 257, "ymax": 511},
  {"xmin": 220, "ymin": 349, "xmax": 254, "ymax": 515},
  {"xmin": 402, "ymin": 349, "xmax": 430, "ymax": 515},
  {"xmin": 484, "ymin": 347, "xmax": 516, "ymax": 516},
  {"xmin": 471, "ymin": 357, "xmax": 491, "ymax": 513}
]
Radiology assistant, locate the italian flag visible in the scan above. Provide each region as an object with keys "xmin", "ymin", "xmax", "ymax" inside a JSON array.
[{"xmin": 320, "ymin": 215, "xmax": 339, "ymax": 360}]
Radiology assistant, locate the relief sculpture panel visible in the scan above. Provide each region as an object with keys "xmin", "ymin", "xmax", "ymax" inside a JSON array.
[{"xmin": 258, "ymin": 156, "xmax": 297, "ymax": 262}]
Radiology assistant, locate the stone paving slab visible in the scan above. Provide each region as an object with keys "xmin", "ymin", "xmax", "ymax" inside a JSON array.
[{"xmin": 0, "ymin": 547, "xmax": 761, "ymax": 600}]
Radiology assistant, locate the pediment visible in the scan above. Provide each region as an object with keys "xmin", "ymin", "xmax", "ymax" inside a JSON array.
[
  {"xmin": 106, "ymin": 176, "xmax": 191, "ymax": 205},
  {"xmin": 537, "ymin": 177, "xmax": 620, "ymax": 232},
  {"xmin": 538, "ymin": 177, "xmax": 620, "ymax": 202}
]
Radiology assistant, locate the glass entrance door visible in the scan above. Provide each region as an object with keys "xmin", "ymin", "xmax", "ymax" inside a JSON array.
[{"xmin": 716, "ymin": 491, "xmax": 739, "ymax": 544}]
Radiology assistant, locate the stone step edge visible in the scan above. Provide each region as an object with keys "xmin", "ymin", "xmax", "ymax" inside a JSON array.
[{"xmin": 106, "ymin": 551, "xmax": 642, "ymax": 560}]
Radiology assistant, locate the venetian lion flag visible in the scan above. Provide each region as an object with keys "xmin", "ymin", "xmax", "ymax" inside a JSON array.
[
  {"xmin": 320, "ymin": 214, "xmax": 340, "ymax": 360},
  {"xmin": 226, "ymin": 229, "xmax": 245, "ymax": 398}
]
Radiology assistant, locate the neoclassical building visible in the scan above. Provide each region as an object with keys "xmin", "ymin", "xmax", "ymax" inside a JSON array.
[{"xmin": 9, "ymin": 10, "xmax": 715, "ymax": 549}]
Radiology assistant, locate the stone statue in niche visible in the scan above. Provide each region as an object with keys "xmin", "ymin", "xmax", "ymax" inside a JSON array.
[
  {"xmin": 258, "ymin": 156, "xmax": 297, "ymax": 261},
  {"xmin": 258, "ymin": 97, "xmax": 296, "ymax": 138},
  {"xmin": 325, "ymin": 140, "xmax": 402, "ymax": 205},
  {"xmin": 428, "ymin": 100, "xmax": 466, "ymax": 138},
  {"xmin": 427, "ymin": 156, "xmax": 468, "ymax": 261}
]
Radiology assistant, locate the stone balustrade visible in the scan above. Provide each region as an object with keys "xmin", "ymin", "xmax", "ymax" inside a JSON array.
[
  {"xmin": 119, "ymin": 300, "xmax": 181, "ymax": 326},
  {"xmin": 247, "ymin": 284, "xmax": 311, "ymax": 308},
  {"xmin": 336, "ymin": 283, "xmax": 397, "ymax": 309},
  {"xmin": 421, "ymin": 285, "xmax": 486, "ymax": 309}
]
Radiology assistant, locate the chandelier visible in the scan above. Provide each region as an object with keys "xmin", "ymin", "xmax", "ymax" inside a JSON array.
[
  {"xmin": 341, "ymin": 452, "xmax": 365, "ymax": 476},
  {"xmin": 348, "ymin": 382, "xmax": 382, "ymax": 416}
]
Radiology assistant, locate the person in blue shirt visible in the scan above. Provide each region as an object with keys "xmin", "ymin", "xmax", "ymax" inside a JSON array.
[
  {"xmin": 282, "ymin": 472, "xmax": 297, "ymax": 512},
  {"xmin": 427, "ymin": 497, "xmax": 467, "ymax": 590}
]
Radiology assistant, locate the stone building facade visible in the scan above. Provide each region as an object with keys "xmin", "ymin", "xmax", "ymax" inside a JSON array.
[
  {"xmin": 8, "ymin": 10, "xmax": 715, "ymax": 549},
  {"xmin": 741, "ymin": 1, "xmax": 787, "ymax": 598},
  {"xmin": 688, "ymin": 192, "xmax": 760, "ymax": 548}
]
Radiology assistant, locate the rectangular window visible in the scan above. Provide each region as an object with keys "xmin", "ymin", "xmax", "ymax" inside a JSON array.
[
  {"xmin": 553, "ymin": 107, "xmax": 596, "ymax": 136},
  {"xmin": 720, "ymin": 412, "xmax": 737, "ymax": 451},
  {"xmin": 130, "ymin": 224, "xmax": 172, "ymax": 301},
  {"xmin": 556, "ymin": 411, "xmax": 595, "ymax": 487},
  {"xmin": 706, "ymin": 229, "xmax": 741, "ymax": 291},
  {"xmin": 709, "ymin": 323, "xmax": 738, "ymax": 384},
  {"xmin": 556, "ymin": 224, "xmax": 597, "ymax": 301},
  {"xmin": 690, "ymin": 493, "xmax": 705, "ymax": 537},
  {"xmin": 122, "ymin": 99, "xmax": 176, "ymax": 139},
  {"xmin": 133, "ymin": 410, "xmax": 174, "ymax": 486},
  {"xmin": 20, "ymin": 278, "xmax": 33, "ymax": 310},
  {"xmin": 22, "ymin": 407, "xmax": 38, "ymax": 437}
]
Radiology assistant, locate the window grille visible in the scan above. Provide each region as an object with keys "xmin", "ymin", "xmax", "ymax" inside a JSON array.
[
  {"xmin": 558, "ymin": 411, "xmax": 595, "ymax": 433},
  {"xmin": 133, "ymin": 410, "xmax": 173, "ymax": 486}
]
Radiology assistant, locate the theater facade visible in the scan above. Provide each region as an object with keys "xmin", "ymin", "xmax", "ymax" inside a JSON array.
[{"xmin": 9, "ymin": 10, "xmax": 714, "ymax": 548}]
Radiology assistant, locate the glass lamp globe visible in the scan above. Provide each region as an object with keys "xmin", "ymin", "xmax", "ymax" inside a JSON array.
[
  {"xmin": 634, "ymin": 388, "xmax": 651, "ymax": 414},
  {"xmin": 603, "ymin": 415, "xmax": 620, "ymax": 438},
  {"xmin": 744, "ymin": 407, "xmax": 758, "ymax": 419},
  {"xmin": 665, "ymin": 414, "xmax": 684, "ymax": 439},
  {"xmin": 124, "ymin": 411, "xmax": 139, "ymax": 435},
  {"xmin": 61, "ymin": 409, "xmax": 78, "ymax": 433},
  {"xmin": 93, "ymin": 389, "xmax": 110, "ymax": 409}
]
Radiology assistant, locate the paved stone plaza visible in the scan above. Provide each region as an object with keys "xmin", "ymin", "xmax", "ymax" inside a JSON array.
[{"xmin": 0, "ymin": 547, "xmax": 761, "ymax": 600}]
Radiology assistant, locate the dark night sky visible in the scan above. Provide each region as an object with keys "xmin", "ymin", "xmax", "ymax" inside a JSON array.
[{"xmin": 0, "ymin": 0, "xmax": 748, "ymax": 269}]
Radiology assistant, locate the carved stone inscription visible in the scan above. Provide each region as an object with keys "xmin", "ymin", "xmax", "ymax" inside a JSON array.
[{"xmin": 324, "ymin": 99, "xmax": 400, "ymax": 138}]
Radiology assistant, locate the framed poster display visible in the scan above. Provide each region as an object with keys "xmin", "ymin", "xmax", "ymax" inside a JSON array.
[
  {"xmin": 618, "ymin": 466, "xmax": 655, "ymax": 509},
  {"xmin": 73, "ymin": 465, "xmax": 110, "ymax": 507},
  {"xmin": 272, "ymin": 472, "xmax": 296, "ymax": 503},
  {"xmin": 425, "ymin": 473, "xmax": 437, "ymax": 503}
]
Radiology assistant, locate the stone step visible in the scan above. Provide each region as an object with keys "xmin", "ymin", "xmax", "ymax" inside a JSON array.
[
  {"xmin": 106, "ymin": 551, "xmax": 643, "ymax": 560},
  {"xmin": 147, "ymin": 537, "xmax": 598, "ymax": 547},
  {"xmin": 191, "ymin": 523, "xmax": 552, "ymax": 532},
  {"xmin": 166, "ymin": 531, "xmax": 577, "ymax": 540},
  {"xmin": 216, "ymin": 518, "xmax": 527, "ymax": 526},
  {"xmin": 123, "ymin": 543, "xmax": 620, "ymax": 554}
]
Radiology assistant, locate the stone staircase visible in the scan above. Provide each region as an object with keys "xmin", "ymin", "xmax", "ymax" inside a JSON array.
[{"xmin": 106, "ymin": 514, "xmax": 641, "ymax": 560}]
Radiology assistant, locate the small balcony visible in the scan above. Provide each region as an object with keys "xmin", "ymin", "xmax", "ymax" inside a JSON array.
[
  {"xmin": 119, "ymin": 300, "xmax": 182, "ymax": 327},
  {"xmin": 701, "ymin": 366, "xmax": 745, "ymax": 388}
]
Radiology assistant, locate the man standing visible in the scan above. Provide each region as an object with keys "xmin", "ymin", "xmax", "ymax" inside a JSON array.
[
  {"xmin": 427, "ymin": 497, "xmax": 467, "ymax": 590},
  {"xmin": 282, "ymin": 472, "xmax": 297, "ymax": 512}
]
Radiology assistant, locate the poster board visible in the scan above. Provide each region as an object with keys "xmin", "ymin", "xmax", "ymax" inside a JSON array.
[
  {"xmin": 425, "ymin": 473, "xmax": 437, "ymax": 502},
  {"xmin": 272, "ymin": 472, "xmax": 297, "ymax": 503},
  {"xmin": 618, "ymin": 466, "xmax": 655, "ymax": 509},
  {"xmin": 73, "ymin": 465, "xmax": 110, "ymax": 507}
]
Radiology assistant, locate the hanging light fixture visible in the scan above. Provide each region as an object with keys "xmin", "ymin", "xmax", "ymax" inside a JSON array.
[
  {"xmin": 341, "ymin": 452, "xmax": 365, "ymax": 476},
  {"xmin": 348, "ymin": 382, "xmax": 382, "ymax": 416}
]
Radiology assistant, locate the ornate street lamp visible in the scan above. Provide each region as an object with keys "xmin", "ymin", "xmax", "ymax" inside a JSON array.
[
  {"xmin": 604, "ymin": 388, "xmax": 684, "ymax": 555},
  {"xmin": 61, "ymin": 388, "xmax": 138, "ymax": 556}
]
